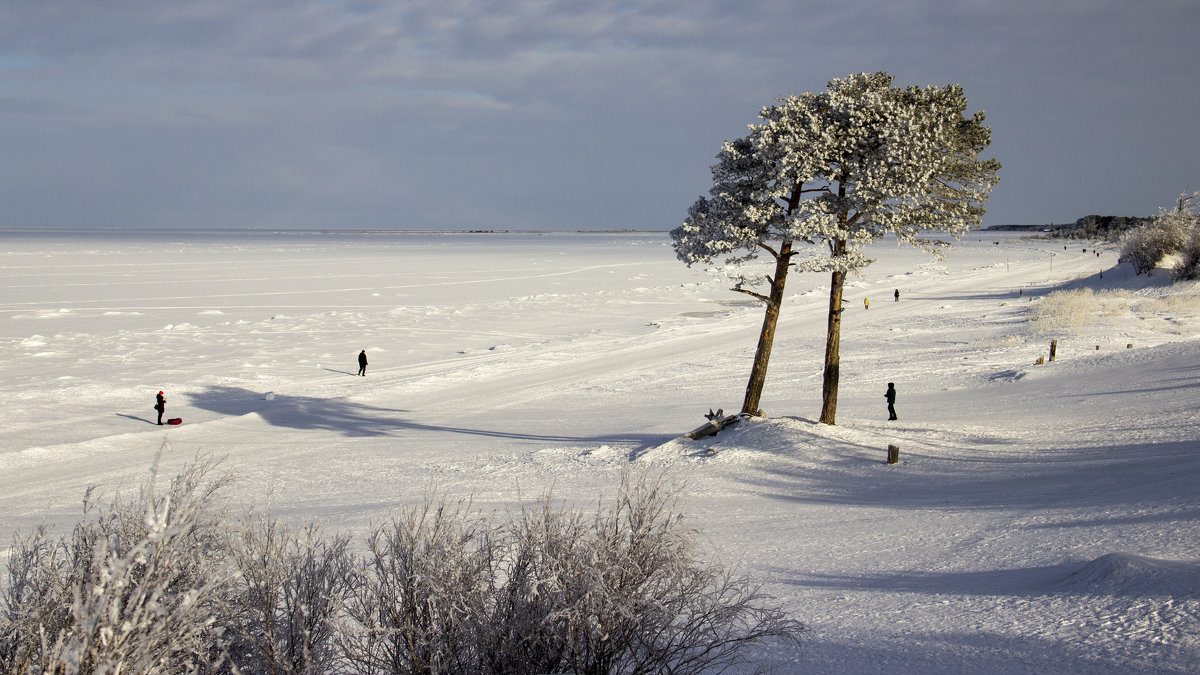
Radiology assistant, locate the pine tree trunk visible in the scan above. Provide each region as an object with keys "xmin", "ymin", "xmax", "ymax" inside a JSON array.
[
  {"xmin": 819, "ymin": 267, "xmax": 846, "ymax": 425},
  {"xmin": 741, "ymin": 243, "xmax": 792, "ymax": 416}
]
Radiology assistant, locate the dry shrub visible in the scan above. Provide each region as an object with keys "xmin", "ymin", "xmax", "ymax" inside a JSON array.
[
  {"xmin": 1029, "ymin": 289, "xmax": 1129, "ymax": 334},
  {"xmin": 1143, "ymin": 294, "xmax": 1200, "ymax": 315}
]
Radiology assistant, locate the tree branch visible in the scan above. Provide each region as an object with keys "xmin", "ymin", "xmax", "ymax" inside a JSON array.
[
  {"xmin": 756, "ymin": 241, "xmax": 780, "ymax": 259},
  {"xmin": 731, "ymin": 287, "xmax": 771, "ymax": 304}
]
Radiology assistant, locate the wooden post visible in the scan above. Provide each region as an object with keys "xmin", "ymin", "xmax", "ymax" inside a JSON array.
[
  {"xmin": 887, "ymin": 445, "xmax": 900, "ymax": 464},
  {"xmin": 1049, "ymin": 339, "xmax": 1058, "ymax": 362},
  {"xmin": 1127, "ymin": 343, "xmax": 1133, "ymax": 349}
]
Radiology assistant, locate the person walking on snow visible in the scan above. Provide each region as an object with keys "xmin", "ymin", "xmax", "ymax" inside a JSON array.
[
  {"xmin": 885, "ymin": 382, "xmax": 898, "ymax": 421},
  {"xmin": 357, "ymin": 350, "xmax": 368, "ymax": 376},
  {"xmin": 894, "ymin": 288, "xmax": 900, "ymax": 302},
  {"xmin": 864, "ymin": 297, "xmax": 869, "ymax": 310},
  {"xmin": 155, "ymin": 391, "xmax": 166, "ymax": 425}
]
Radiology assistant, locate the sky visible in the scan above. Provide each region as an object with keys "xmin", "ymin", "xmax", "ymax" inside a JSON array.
[{"xmin": 1, "ymin": 0, "xmax": 1197, "ymax": 231}]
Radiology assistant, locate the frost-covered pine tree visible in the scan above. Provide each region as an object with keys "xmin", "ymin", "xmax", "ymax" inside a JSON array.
[{"xmin": 674, "ymin": 72, "xmax": 1000, "ymax": 424}]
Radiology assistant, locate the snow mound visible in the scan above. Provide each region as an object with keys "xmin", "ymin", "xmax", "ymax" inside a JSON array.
[
  {"xmin": 633, "ymin": 437, "xmax": 716, "ymax": 463},
  {"xmin": 635, "ymin": 416, "xmax": 796, "ymax": 464},
  {"xmin": 1056, "ymin": 552, "xmax": 1200, "ymax": 596}
]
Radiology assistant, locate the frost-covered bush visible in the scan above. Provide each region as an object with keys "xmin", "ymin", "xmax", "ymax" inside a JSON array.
[
  {"xmin": 0, "ymin": 524, "xmax": 72, "ymax": 672},
  {"xmin": 3, "ymin": 465, "xmax": 806, "ymax": 674},
  {"xmin": 227, "ymin": 516, "xmax": 353, "ymax": 675},
  {"xmin": 0, "ymin": 452, "xmax": 236, "ymax": 673},
  {"xmin": 1119, "ymin": 225, "xmax": 1173, "ymax": 275},
  {"xmin": 337, "ymin": 472, "xmax": 804, "ymax": 675},
  {"xmin": 1119, "ymin": 190, "xmax": 1200, "ymax": 277},
  {"xmin": 339, "ymin": 495, "xmax": 497, "ymax": 674},
  {"xmin": 492, "ymin": 472, "xmax": 805, "ymax": 675},
  {"xmin": 1175, "ymin": 227, "xmax": 1200, "ymax": 281}
]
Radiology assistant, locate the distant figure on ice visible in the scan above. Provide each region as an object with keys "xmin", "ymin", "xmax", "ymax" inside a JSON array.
[
  {"xmin": 155, "ymin": 391, "xmax": 166, "ymax": 425},
  {"xmin": 864, "ymin": 297, "xmax": 869, "ymax": 310},
  {"xmin": 357, "ymin": 349, "xmax": 368, "ymax": 376},
  {"xmin": 885, "ymin": 382, "xmax": 897, "ymax": 421},
  {"xmin": 894, "ymin": 288, "xmax": 900, "ymax": 302}
]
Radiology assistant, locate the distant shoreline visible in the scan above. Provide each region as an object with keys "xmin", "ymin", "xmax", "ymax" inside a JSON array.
[{"xmin": 0, "ymin": 227, "xmax": 669, "ymax": 236}]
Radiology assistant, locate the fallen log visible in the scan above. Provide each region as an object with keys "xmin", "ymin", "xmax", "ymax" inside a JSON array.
[{"xmin": 684, "ymin": 410, "xmax": 744, "ymax": 440}]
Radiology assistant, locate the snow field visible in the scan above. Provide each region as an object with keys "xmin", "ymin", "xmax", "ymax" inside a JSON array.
[{"xmin": 1, "ymin": 229, "xmax": 1198, "ymax": 673}]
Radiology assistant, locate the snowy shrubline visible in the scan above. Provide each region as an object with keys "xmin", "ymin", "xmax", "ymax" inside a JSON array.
[
  {"xmin": 1119, "ymin": 189, "xmax": 1200, "ymax": 279},
  {"xmin": 1, "ymin": 461, "xmax": 804, "ymax": 673},
  {"xmin": 673, "ymin": 72, "xmax": 1000, "ymax": 424}
]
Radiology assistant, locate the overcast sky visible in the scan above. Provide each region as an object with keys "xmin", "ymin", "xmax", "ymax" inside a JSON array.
[{"xmin": 1, "ymin": 0, "xmax": 1197, "ymax": 230}]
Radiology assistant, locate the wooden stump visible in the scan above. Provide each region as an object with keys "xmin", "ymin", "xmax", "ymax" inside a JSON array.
[
  {"xmin": 887, "ymin": 445, "xmax": 900, "ymax": 464},
  {"xmin": 1049, "ymin": 339, "xmax": 1058, "ymax": 362}
]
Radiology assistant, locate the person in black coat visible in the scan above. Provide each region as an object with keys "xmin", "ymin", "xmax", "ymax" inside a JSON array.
[
  {"xmin": 885, "ymin": 382, "xmax": 897, "ymax": 421},
  {"xmin": 155, "ymin": 391, "xmax": 166, "ymax": 425},
  {"xmin": 357, "ymin": 350, "xmax": 368, "ymax": 376}
]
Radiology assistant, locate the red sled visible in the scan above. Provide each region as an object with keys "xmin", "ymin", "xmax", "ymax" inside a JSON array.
[{"xmin": 166, "ymin": 418, "xmax": 183, "ymax": 425}]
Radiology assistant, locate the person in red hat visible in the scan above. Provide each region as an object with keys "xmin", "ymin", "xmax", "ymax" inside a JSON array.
[{"xmin": 155, "ymin": 391, "xmax": 166, "ymax": 425}]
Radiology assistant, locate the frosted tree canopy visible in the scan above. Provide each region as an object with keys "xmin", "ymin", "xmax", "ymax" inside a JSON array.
[{"xmin": 673, "ymin": 71, "xmax": 1001, "ymax": 283}]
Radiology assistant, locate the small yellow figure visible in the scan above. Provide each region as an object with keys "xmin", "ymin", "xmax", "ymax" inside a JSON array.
[{"xmin": 864, "ymin": 297, "xmax": 869, "ymax": 310}]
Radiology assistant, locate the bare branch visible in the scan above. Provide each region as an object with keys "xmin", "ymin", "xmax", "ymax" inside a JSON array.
[
  {"xmin": 731, "ymin": 287, "xmax": 771, "ymax": 304},
  {"xmin": 755, "ymin": 241, "xmax": 780, "ymax": 259}
]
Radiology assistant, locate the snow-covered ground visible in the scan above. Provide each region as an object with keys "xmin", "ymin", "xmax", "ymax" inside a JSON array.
[{"xmin": 2, "ymin": 228, "xmax": 1198, "ymax": 673}]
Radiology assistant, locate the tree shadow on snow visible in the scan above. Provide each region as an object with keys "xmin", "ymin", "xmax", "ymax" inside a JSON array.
[
  {"xmin": 184, "ymin": 385, "xmax": 665, "ymax": 446},
  {"xmin": 918, "ymin": 260, "xmax": 1178, "ymax": 305},
  {"xmin": 730, "ymin": 434, "xmax": 1200, "ymax": 515}
]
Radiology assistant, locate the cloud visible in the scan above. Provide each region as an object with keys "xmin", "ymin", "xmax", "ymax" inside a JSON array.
[{"xmin": 0, "ymin": 0, "xmax": 1197, "ymax": 229}]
